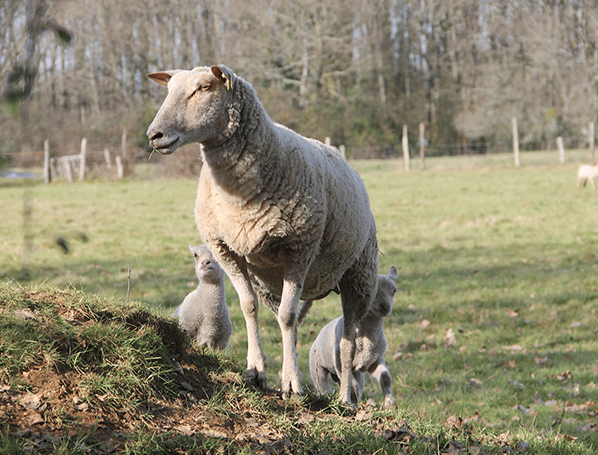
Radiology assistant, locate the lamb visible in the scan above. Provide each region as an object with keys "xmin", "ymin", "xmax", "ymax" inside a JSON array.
[
  {"xmin": 173, "ymin": 244, "xmax": 232, "ymax": 350},
  {"xmin": 309, "ymin": 266, "xmax": 398, "ymax": 408},
  {"xmin": 576, "ymin": 164, "xmax": 598, "ymax": 188},
  {"xmin": 146, "ymin": 65, "xmax": 378, "ymax": 404}
]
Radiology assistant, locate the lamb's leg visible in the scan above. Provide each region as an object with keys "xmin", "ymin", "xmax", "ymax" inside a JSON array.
[
  {"xmin": 208, "ymin": 244, "xmax": 267, "ymax": 389},
  {"xmin": 368, "ymin": 358, "xmax": 397, "ymax": 408},
  {"xmin": 309, "ymin": 347, "xmax": 334, "ymax": 395},
  {"xmin": 591, "ymin": 178, "xmax": 596, "ymax": 189}
]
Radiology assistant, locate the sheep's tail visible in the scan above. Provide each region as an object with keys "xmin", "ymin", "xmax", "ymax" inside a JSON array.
[{"xmin": 297, "ymin": 300, "xmax": 314, "ymax": 327}]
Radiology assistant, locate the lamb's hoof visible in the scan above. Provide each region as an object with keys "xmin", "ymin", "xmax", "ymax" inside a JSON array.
[
  {"xmin": 382, "ymin": 396, "xmax": 398, "ymax": 409},
  {"xmin": 246, "ymin": 368, "xmax": 268, "ymax": 390}
]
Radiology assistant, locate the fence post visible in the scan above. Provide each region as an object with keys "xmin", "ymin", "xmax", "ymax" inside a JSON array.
[
  {"xmin": 402, "ymin": 125, "xmax": 409, "ymax": 172},
  {"xmin": 339, "ymin": 145, "xmax": 346, "ymax": 160},
  {"xmin": 64, "ymin": 158, "xmax": 73, "ymax": 183},
  {"xmin": 43, "ymin": 139, "xmax": 51, "ymax": 184},
  {"xmin": 79, "ymin": 137, "xmax": 87, "ymax": 181},
  {"xmin": 121, "ymin": 129, "xmax": 128, "ymax": 176},
  {"xmin": 325, "ymin": 137, "xmax": 331, "ymax": 147},
  {"xmin": 104, "ymin": 148, "xmax": 112, "ymax": 169},
  {"xmin": 556, "ymin": 136, "xmax": 565, "ymax": 163},
  {"xmin": 589, "ymin": 121, "xmax": 595, "ymax": 162},
  {"xmin": 116, "ymin": 155, "xmax": 124, "ymax": 179},
  {"xmin": 419, "ymin": 122, "xmax": 425, "ymax": 170},
  {"xmin": 512, "ymin": 117, "xmax": 520, "ymax": 167}
]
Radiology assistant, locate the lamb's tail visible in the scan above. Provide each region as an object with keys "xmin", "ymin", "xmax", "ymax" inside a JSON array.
[{"xmin": 297, "ymin": 300, "xmax": 314, "ymax": 326}]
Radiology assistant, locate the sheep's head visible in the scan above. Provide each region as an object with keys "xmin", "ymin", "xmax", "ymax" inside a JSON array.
[
  {"xmin": 368, "ymin": 265, "xmax": 398, "ymax": 318},
  {"xmin": 146, "ymin": 65, "xmax": 238, "ymax": 154}
]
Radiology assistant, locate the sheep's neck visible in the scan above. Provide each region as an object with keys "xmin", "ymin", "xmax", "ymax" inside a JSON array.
[{"xmin": 200, "ymin": 97, "xmax": 283, "ymax": 200}]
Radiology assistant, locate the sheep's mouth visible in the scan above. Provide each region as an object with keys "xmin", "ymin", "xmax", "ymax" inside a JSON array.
[{"xmin": 149, "ymin": 137, "xmax": 180, "ymax": 155}]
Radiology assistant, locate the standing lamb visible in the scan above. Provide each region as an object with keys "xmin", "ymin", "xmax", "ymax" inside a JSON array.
[
  {"xmin": 576, "ymin": 164, "xmax": 598, "ymax": 188},
  {"xmin": 173, "ymin": 244, "xmax": 232, "ymax": 351},
  {"xmin": 309, "ymin": 266, "xmax": 398, "ymax": 408},
  {"xmin": 146, "ymin": 65, "xmax": 378, "ymax": 404}
]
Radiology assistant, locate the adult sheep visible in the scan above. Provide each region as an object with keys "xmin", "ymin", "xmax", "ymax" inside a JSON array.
[{"xmin": 146, "ymin": 65, "xmax": 378, "ymax": 404}]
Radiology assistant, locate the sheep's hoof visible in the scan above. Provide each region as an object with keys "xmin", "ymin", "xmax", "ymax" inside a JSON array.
[{"xmin": 246, "ymin": 368, "xmax": 268, "ymax": 390}]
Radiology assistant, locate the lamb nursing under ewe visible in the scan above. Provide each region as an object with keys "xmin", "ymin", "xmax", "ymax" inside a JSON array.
[
  {"xmin": 309, "ymin": 266, "xmax": 398, "ymax": 408},
  {"xmin": 173, "ymin": 244, "xmax": 232, "ymax": 351},
  {"xmin": 146, "ymin": 65, "xmax": 379, "ymax": 404}
]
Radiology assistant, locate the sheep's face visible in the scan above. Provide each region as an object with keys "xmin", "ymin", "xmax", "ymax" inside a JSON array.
[
  {"xmin": 190, "ymin": 244, "xmax": 224, "ymax": 284},
  {"xmin": 368, "ymin": 266, "xmax": 398, "ymax": 318},
  {"xmin": 146, "ymin": 65, "xmax": 235, "ymax": 154}
]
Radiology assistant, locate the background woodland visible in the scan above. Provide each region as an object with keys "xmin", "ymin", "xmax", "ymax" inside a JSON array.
[{"xmin": 2, "ymin": 0, "xmax": 598, "ymax": 159}]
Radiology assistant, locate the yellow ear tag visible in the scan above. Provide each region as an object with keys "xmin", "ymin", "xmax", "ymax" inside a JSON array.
[{"xmin": 225, "ymin": 78, "xmax": 233, "ymax": 91}]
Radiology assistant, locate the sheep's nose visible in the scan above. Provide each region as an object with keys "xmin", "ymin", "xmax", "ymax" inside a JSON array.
[{"xmin": 147, "ymin": 129, "xmax": 164, "ymax": 141}]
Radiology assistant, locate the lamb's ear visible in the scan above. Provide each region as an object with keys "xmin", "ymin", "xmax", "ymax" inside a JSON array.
[
  {"xmin": 147, "ymin": 70, "xmax": 181, "ymax": 86},
  {"xmin": 211, "ymin": 65, "xmax": 235, "ymax": 91},
  {"xmin": 388, "ymin": 265, "xmax": 398, "ymax": 282},
  {"xmin": 189, "ymin": 245, "xmax": 195, "ymax": 253}
]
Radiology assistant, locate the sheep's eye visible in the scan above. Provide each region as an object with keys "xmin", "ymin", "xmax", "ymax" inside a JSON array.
[{"xmin": 199, "ymin": 83, "xmax": 211, "ymax": 91}]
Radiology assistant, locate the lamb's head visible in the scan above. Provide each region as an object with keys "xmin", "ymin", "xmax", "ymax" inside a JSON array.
[
  {"xmin": 190, "ymin": 244, "xmax": 224, "ymax": 284},
  {"xmin": 368, "ymin": 266, "xmax": 398, "ymax": 318},
  {"xmin": 146, "ymin": 65, "xmax": 239, "ymax": 154}
]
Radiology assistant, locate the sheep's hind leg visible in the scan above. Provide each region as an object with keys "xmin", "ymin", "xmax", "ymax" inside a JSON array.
[
  {"xmin": 338, "ymin": 237, "xmax": 378, "ymax": 405},
  {"xmin": 277, "ymin": 274, "xmax": 306, "ymax": 399}
]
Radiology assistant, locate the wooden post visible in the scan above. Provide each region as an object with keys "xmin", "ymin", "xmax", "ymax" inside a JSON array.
[
  {"xmin": 512, "ymin": 117, "xmax": 520, "ymax": 167},
  {"xmin": 402, "ymin": 125, "xmax": 409, "ymax": 172},
  {"xmin": 325, "ymin": 137, "xmax": 331, "ymax": 147},
  {"xmin": 64, "ymin": 158, "xmax": 73, "ymax": 183},
  {"xmin": 121, "ymin": 129, "xmax": 128, "ymax": 176},
  {"xmin": 116, "ymin": 155, "xmax": 124, "ymax": 179},
  {"xmin": 103, "ymin": 148, "xmax": 112, "ymax": 169},
  {"xmin": 79, "ymin": 137, "xmax": 87, "ymax": 181},
  {"xmin": 556, "ymin": 136, "xmax": 565, "ymax": 163},
  {"xmin": 339, "ymin": 145, "xmax": 346, "ymax": 160},
  {"xmin": 589, "ymin": 121, "xmax": 595, "ymax": 162},
  {"xmin": 419, "ymin": 122, "xmax": 425, "ymax": 170},
  {"xmin": 43, "ymin": 139, "xmax": 51, "ymax": 184},
  {"xmin": 50, "ymin": 157, "xmax": 58, "ymax": 179}
]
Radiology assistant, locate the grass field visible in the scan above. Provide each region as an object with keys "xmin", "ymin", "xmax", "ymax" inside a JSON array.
[{"xmin": 1, "ymin": 150, "xmax": 598, "ymax": 452}]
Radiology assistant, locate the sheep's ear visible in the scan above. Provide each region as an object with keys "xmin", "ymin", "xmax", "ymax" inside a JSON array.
[
  {"xmin": 211, "ymin": 65, "xmax": 235, "ymax": 91},
  {"xmin": 388, "ymin": 265, "xmax": 398, "ymax": 282},
  {"xmin": 189, "ymin": 245, "xmax": 195, "ymax": 253},
  {"xmin": 147, "ymin": 70, "xmax": 181, "ymax": 86}
]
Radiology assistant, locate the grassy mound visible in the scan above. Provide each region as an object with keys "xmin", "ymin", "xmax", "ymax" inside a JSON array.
[{"xmin": 0, "ymin": 281, "xmax": 593, "ymax": 454}]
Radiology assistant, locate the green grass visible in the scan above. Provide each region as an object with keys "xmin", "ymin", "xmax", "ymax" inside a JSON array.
[{"xmin": 1, "ymin": 151, "xmax": 598, "ymax": 453}]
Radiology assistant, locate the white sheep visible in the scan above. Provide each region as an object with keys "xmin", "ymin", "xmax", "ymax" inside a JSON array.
[
  {"xmin": 576, "ymin": 164, "xmax": 598, "ymax": 188},
  {"xmin": 309, "ymin": 266, "xmax": 398, "ymax": 408},
  {"xmin": 146, "ymin": 65, "xmax": 378, "ymax": 404},
  {"xmin": 173, "ymin": 244, "xmax": 232, "ymax": 350}
]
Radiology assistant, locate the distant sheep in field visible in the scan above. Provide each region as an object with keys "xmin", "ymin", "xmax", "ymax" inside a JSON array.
[
  {"xmin": 146, "ymin": 65, "xmax": 378, "ymax": 404},
  {"xmin": 309, "ymin": 266, "xmax": 399, "ymax": 408},
  {"xmin": 173, "ymin": 244, "xmax": 232, "ymax": 350},
  {"xmin": 576, "ymin": 164, "xmax": 598, "ymax": 188}
]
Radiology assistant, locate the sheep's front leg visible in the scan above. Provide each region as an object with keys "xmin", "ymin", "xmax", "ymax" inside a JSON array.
[
  {"xmin": 208, "ymin": 245, "xmax": 267, "ymax": 389},
  {"xmin": 277, "ymin": 275, "xmax": 305, "ymax": 399}
]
